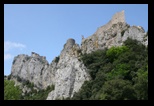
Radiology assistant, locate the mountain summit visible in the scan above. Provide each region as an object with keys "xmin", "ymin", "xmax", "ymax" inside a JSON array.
[{"xmin": 8, "ymin": 10, "xmax": 148, "ymax": 100}]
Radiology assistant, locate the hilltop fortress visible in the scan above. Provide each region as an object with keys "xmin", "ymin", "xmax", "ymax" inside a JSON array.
[
  {"xmin": 10, "ymin": 10, "xmax": 148, "ymax": 100},
  {"xmin": 95, "ymin": 10, "xmax": 125, "ymax": 35},
  {"xmin": 81, "ymin": 10, "xmax": 147, "ymax": 54}
]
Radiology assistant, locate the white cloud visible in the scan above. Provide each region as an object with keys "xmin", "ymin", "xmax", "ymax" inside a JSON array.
[
  {"xmin": 4, "ymin": 53, "xmax": 13, "ymax": 61},
  {"xmin": 4, "ymin": 41, "xmax": 26, "ymax": 52},
  {"xmin": 4, "ymin": 41, "xmax": 26, "ymax": 61}
]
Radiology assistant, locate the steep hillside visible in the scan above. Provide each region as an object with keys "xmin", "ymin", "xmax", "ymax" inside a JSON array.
[
  {"xmin": 5, "ymin": 10, "xmax": 148, "ymax": 100},
  {"xmin": 69, "ymin": 38, "xmax": 148, "ymax": 100}
]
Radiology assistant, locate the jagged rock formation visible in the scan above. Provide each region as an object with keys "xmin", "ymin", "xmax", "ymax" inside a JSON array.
[
  {"xmin": 10, "ymin": 39, "xmax": 90, "ymax": 100},
  {"xmin": 47, "ymin": 39, "xmax": 90, "ymax": 100},
  {"xmin": 81, "ymin": 10, "xmax": 148, "ymax": 54},
  {"xmin": 11, "ymin": 52, "xmax": 54, "ymax": 89},
  {"xmin": 10, "ymin": 10, "xmax": 148, "ymax": 100}
]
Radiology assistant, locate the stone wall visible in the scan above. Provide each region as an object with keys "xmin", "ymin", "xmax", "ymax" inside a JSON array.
[
  {"xmin": 94, "ymin": 10, "xmax": 125, "ymax": 36},
  {"xmin": 81, "ymin": 10, "xmax": 147, "ymax": 54},
  {"xmin": 111, "ymin": 10, "xmax": 125, "ymax": 24}
]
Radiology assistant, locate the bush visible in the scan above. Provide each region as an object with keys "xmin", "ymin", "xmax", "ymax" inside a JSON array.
[
  {"xmin": 55, "ymin": 56, "xmax": 60, "ymax": 63},
  {"xmin": 133, "ymin": 68, "xmax": 148, "ymax": 100},
  {"xmin": 4, "ymin": 80, "xmax": 22, "ymax": 100},
  {"xmin": 106, "ymin": 46, "xmax": 129, "ymax": 62},
  {"xmin": 27, "ymin": 82, "xmax": 34, "ymax": 88},
  {"xmin": 106, "ymin": 63, "xmax": 130, "ymax": 80},
  {"xmin": 71, "ymin": 38, "xmax": 148, "ymax": 100},
  {"xmin": 7, "ymin": 75, "xmax": 11, "ymax": 80},
  {"xmin": 17, "ymin": 76, "xmax": 22, "ymax": 82},
  {"xmin": 20, "ymin": 84, "xmax": 55, "ymax": 100},
  {"xmin": 46, "ymin": 84, "xmax": 55, "ymax": 91},
  {"xmin": 99, "ymin": 79, "xmax": 136, "ymax": 100},
  {"xmin": 121, "ymin": 30, "xmax": 125, "ymax": 36}
]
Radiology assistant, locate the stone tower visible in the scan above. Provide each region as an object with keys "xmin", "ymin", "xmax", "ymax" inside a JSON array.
[
  {"xmin": 60, "ymin": 38, "xmax": 76, "ymax": 58},
  {"xmin": 111, "ymin": 10, "xmax": 125, "ymax": 24},
  {"xmin": 64, "ymin": 38, "xmax": 75, "ymax": 50},
  {"xmin": 94, "ymin": 10, "xmax": 126, "ymax": 35}
]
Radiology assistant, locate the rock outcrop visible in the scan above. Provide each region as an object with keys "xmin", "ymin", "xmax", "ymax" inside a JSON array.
[
  {"xmin": 81, "ymin": 10, "xmax": 148, "ymax": 54},
  {"xmin": 10, "ymin": 39, "xmax": 90, "ymax": 100},
  {"xmin": 11, "ymin": 52, "xmax": 54, "ymax": 89},
  {"xmin": 47, "ymin": 38, "xmax": 90, "ymax": 100},
  {"xmin": 10, "ymin": 10, "xmax": 148, "ymax": 100}
]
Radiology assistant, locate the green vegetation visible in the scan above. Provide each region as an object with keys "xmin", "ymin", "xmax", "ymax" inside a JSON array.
[
  {"xmin": 70, "ymin": 38, "xmax": 148, "ymax": 100},
  {"xmin": 7, "ymin": 75, "xmax": 11, "ymax": 80},
  {"xmin": 21, "ymin": 84, "xmax": 55, "ymax": 100},
  {"xmin": 121, "ymin": 25, "xmax": 130, "ymax": 37},
  {"xmin": 4, "ymin": 38, "xmax": 148, "ymax": 100},
  {"xmin": 17, "ymin": 76, "xmax": 22, "ymax": 82},
  {"xmin": 55, "ymin": 56, "xmax": 60, "ymax": 63},
  {"xmin": 121, "ymin": 30, "xmax": 125, "ymax": 36},
  {"xmin": 106, "ymin": 46, "xmax": 129, "ymax": 62},
  {"xmin": 4, "ymin": 80, "xmax": 22, "ymax": 100},
  {"xmin": 4, "ymin": 78, "xmax": 55, "ymax": 100}
]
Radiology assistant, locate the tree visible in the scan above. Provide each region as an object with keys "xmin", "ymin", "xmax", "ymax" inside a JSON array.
[
  {"xmin": 99, "ymin": 79, "xmax": 136, "ymax": 100},
  {"xmin": 4, "ymin": 80, "xmax": 22, "ymax": 100},
  {"xmin": 55, "ymin": 56, "xmax": 60, "ymax": 63},
  {"xmin": 133, "ymin": 68, "xmax": 148, "ymax": 100},
  {"xmin": 106, "ymin": 63, "xmax": 130, "ymax": 80},
  {"xmin": 106, "ymin": 46, "xmax": 129, "ymax": 62}
]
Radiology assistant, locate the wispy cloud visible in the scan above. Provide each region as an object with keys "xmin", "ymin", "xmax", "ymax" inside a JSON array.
[
  {"xmin": 4, "ymin": 53, "xmax": 13, "ymax": 61},
  {"xmin": 4, "ymin": 41, "xmax": 26, "ymax": 61},
  {"xmin": 4, "ymin": 41, "xmax": 26, "ymax": 52}
]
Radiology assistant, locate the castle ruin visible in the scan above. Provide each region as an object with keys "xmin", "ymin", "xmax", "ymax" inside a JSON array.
[
  {"xmin": 111, "ymin": 10, "xmax": 125, "ymax": 25},
  {"xmin": 95, "ymin": 10, "xmax": 125, "ymax": 35}
]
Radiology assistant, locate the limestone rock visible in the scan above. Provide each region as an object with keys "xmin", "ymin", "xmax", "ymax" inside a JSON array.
[
  {"xmin": 41, "ymin": 59, "xmax": 57, "ymax": 88},
  {"xmin": 10, "ymin": 38, "xmax": 90, "ymax": 100},
  {"xmin": 122, "ymin": 26, "xmax": 146, "ymax": 42},
  {"xmin": 81, "ymin": 10, "xmax": 148, "ymax": 54},
  {"xmin": 47, "ymin": 39, "xmax": 90, "ymax": 100},
  {"xmin": 10, "ymin": 10, "xmax": 148, "ymax": 100},
  {"xmin": 11, "ymin": 52, "xmax": 53, "ymax": 89}
]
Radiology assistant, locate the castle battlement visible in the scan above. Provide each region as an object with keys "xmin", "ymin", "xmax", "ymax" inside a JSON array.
[
  {"xmin": 95, "ymin": 10, "xmax": 125, "ymax": 35},
  {"xmin": 111, "ymin": 10, "xmax": 125, "ymax": 24}
]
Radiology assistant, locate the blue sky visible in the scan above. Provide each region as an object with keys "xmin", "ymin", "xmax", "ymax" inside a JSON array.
[{"xmin": 4, "ymin": 4, "xmax": 148, "ymax": 75}]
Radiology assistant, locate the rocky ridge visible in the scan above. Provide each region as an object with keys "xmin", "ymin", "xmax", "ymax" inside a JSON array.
[
  {"xmin": 10, "ymin": 38, "xmax": 90, "ymax": 99},
  {"xmin": 9, "ymin": 10, "xmax": 148, "ymax": 100},
  {"xmin": 81, "ymin": 10, "xmax": 148, "ymax": 54}
]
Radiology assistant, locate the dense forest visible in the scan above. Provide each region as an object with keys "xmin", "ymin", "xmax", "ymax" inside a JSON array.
[
  {"xmin": 67, "ymin": 38, "xmax": 148, "ymax": 100},
  {"xmin": 4, "ymin": 38, "xmax": 148, "ymax": 100}
]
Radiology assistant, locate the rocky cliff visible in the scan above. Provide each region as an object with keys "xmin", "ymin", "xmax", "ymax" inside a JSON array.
[
  {"xmin": 10, "ymin": 39, "xmax": 90, "ymax": 100},
  {"xmin": 81, "ymin": 10, "xmax": 148, "ymax": 54},
  {"xmin": 11, "ymin": 52, "xmax": 54, "ymax": 89},
  {"xmin": 10, "ymin": 10, "xmax": 148, "ymax": 100},
  {"xmin": 47, "ymin": 39, "xmax": 90, "ymax": 99}
]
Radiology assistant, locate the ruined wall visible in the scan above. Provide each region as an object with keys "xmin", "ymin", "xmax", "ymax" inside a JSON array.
[
  {"xmin": 94, "ymin": 10, "xmax": 125, "ymax": 36},
  {"xmin": 111, "ymin": 10, "xmax": 125, "ymax": 24}
]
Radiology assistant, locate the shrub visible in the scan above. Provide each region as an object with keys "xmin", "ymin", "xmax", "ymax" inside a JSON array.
[
  {"xmin": 17, "ymin": 76, "xmax": 22, "ymax": 82},
  {"xmin": 7, "ymin": 75, "xmax": 11, "ymax": 80},
  {"xmin": 71, "ymin": 38, "xmax": 148, "ymax": 100},
  {"xmin": 106, "ymin": 46, "xmax": 129, "ymax": 62},
  {"xmin": 4, "ymin": 80, "xmax": 22, "ymax": 100},
  {"xmin": 121, "ymin": 30, "xmax": 125, "ymax": 36},
  {"xmin": 55, "ymin": 56, "xmax": 60, "ymax": 63}
]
